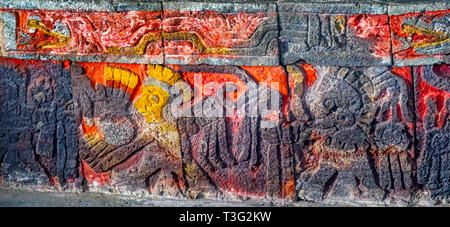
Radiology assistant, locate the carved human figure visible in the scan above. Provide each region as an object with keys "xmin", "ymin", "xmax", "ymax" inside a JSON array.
[
  {"xmin": 419, "ymin": 98, "xmax": 450, "ymax": 197},
  {"xmin": 294, "ymin": 65, "xmax": 414, "ymax": 200}
]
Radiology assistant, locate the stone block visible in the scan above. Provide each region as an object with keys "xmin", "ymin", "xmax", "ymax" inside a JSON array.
[
  {"xmin": 390, "ymin": 5, "xmax": 450, "ymax": 66},
  {"xmin": 162, "ymin": 2, "xmax": 279, "ymax": 66},
  {"xmin": 0, "ymin": 3, "xmax": 163, "ymax": 64},
  {"xmin": 279, "ymin": 2, "xmax": 392, "ymax": 66}
]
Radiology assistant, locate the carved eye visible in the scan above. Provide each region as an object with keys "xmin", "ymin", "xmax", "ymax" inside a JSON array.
[
  {"xmin": 27, "ymin": 16, "xmax": 42, "ymax": 33},
  {"xmin": 323, "ymin": 98, "xmax": 336, "ymax": 110},
  {"xmin": 151, "ymin": 94, "xmax": 160, "ymax": 104},
  {"xmin": 134, "ymin": 85, "xmax": 170, "ymax": 123}
]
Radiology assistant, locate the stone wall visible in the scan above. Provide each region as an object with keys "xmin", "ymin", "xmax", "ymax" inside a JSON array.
[{"xmin": 0, "ymin": 0, "xmax": 448, "ymax": 205}]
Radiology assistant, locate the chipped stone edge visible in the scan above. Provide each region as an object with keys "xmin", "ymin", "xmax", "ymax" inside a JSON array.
[
  {"xmin": 277, "ymin": 2, "xmax": 388, "ymax": 14},
  {"xmin": 388, "ymin": 2, "xmax": 450, "ymax": 15},
  {"xmin": 2, "ymin": 52, "xmax": 165, "ymax": 64},
  {"xmin": 164, "ymin": 55, "xmax": 280, "ymax": 66}
]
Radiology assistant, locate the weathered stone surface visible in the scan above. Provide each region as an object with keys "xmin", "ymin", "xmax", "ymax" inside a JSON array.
[
  {"xmin": 0, "ymin": 57, "xmax": 446, "ymax": 204},
  {"xmin": 0, "ymin": 0, "xmax": 162, "ymax": 12},
  {"xmin": 0, "ymin": 58, "xmax": 79, "ymax": 188},
  {"xmin": 279, "ymin": 2, "xmax": 392, "ymax": 66},
  {"xmin": 415, "ymin": 63, "xmax": 450, "ymax": 199},
  {"xmin": 0, "ymin": 0, "xmax": 449, "ymax": 206},
  {"xmin": 388, "ymin": 2, "xmax": 450, "ymax": 15}
]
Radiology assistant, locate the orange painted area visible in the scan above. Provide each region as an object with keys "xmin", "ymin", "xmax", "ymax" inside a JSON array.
[
  {"xmin": 80, "ymin": 160, "xmax": 111, "ymax": 186},
  {"xmin": 242, "ymin": 66, "xmax": 290, "ymax": 119},
  {"xmin": 241, "ymin": 66, "xmax": 288, "ymax": 96},
  {"xmin": 81, "ymin": 118, "xmax": 99, "ymax": 134},
  {"xmin": 78, "ymin": 62, "xmax": 146, "ymax": 100},
  {"xmin": 298, "ymin": 63, "xmax": 317, "ymax": 87},
  {"xmin": 78, "ymin": 62, "xmax": 107, "ymax": 88},
  {"xmin": 181, "ymin": 71, "xmax": 247, "ymax": 101},
  {"xmin": 283, "ymin": 179, "xmax": 296, "ymax": 199},
  {"xmin": 347, "ymin": 14, "xmax": 391, "ymax": 58},
  {"xmin": 63, "ymin": 60, "xmax": 71, "ymax": 69}
]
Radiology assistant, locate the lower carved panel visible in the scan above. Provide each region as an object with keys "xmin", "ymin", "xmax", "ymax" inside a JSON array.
[{"xmin": 0, "ymin": 57, "xmax": 448, "ymax": 203}]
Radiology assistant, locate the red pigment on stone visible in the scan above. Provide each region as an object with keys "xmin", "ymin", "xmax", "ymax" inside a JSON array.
[
  {"xmin": 0, "ymin": 57, "xmax": 53, "ymax": 70},
  {"xmin": 14, "ymin": 10, "xmax": 162, "ymax": 55},
  {"xmin": 396, "ymin": 104, "xmax": 404, "ymax": 122},
  {"xmin": 347, "ymin": 14, "xmax": 391, "ymax": 58},
  {"xmin": 392, "ymin": 67, "xmax": 413, "ymax": 86},
  {"xmin": 226, "ymin": 109, "xmax": 245, "ymax": 132},
  {"xmin": 241, "ymin": 66, "xmax": 290, "ymax": 118},
  {"xmin": 241, "ymin": 66, "xmax": 288, "ymax": 96},
  {"xmin": 209, "ymin": 172, "xmax": 266, "ymax": 198},
  {"xmin": 433, "ymin": 63, "xmax": 450, "ymax": 78},
  {"xmin": 416, "ymin": 66, "xmax": 450, "ymax": 126},
  {"xmin": 298, "ymin": 63, "xmax": 317, "ymax": 87},
  {"xmin": 113, "ymin": 147, "xmax": 146, "ymax": 171},
  {"xmin": 80, "ymin": 160, "xmax": 111, "ymax": 185},
  {"xmin": 49, "ymin": 176, "xmax": 60, "ymax": 188},
  {"xmin": 63, "ymin": 60, "xmax": 71, "ymax": 69},
  {"xmin": 181, "ymin": 71, "xmax": 247, "ymax": 101},
  {"xmin": 78, "ymin": 62, "xmax": 146, "ymax": 100},
  {"xmin": 391, "ymin": 67, "xmax": 413, "ymax": 125},
  {"xmin": 81, "ymin": 118, "xmax": 99, "ymax": 134}
]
